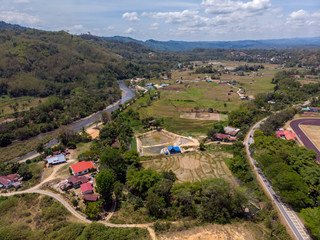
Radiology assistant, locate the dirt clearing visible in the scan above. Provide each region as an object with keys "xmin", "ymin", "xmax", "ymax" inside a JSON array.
[
  {"xmin": 136, "ymin": 129, "xmax": 199, "ymax": 156},
  {"xmin": 158, "ymin": 222, "xmax": 270, "ymax": 240},
  {"xmin": 86, "ymin": 127, "xmax": 100, "ymax": 139},
  {"xmin": 180, "ymin": 112, "xmax": 227, "ymax": 121}
]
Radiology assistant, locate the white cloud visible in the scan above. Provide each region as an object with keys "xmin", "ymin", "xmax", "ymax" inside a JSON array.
[
  {"xmin": 13, "ymin": 0, "xmax": 30, "ymax": 3},
  {"xmin": 201, "ymin": 0, "xmax": 271, "ymax": 16},
  {"xmin": 69, "ymin": 24, "xmax": 84, "ymax": 30},
  {"xmin": 149, "ymin": 23, "xmax": 159, "ymax": 30},
  {"xmin": 286, "ymin": 9, "xmax": 320, "ymax": 27},
  {"xmin": 125, "ymin": 27, "xmax": 135, "ymax": 34},
  {"xmin": 122, "ymin": 12, "xmax": 139, "ymax": 21},
  {"xmin": 0, "ymin": 10, "xmax": 39, "ymax": 25}
]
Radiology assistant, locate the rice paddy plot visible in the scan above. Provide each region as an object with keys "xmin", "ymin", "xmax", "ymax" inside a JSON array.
[{"xmin": 142, "ymin": 151, "xmax": 237, "ymax": 186}]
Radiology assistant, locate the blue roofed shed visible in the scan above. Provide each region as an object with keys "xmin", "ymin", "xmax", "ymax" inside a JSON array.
[{"xmin": 167, "ymin": 146, "xmax": 181, "ymax": 154}]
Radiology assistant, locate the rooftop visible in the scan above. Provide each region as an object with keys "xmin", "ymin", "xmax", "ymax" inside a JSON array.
[
  {"xmin": 71, "ymin": 161, "xmax": 95, "ymax": 174},
  {"xmin": 80, "ymin": 182, "xmax": 93, "ymax": 193}
]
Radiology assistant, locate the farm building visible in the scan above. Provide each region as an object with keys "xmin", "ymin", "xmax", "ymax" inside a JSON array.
[
  {"xmin": 224, "ymin": 126, "xmax": 240, "ymax": 136},
  {"xmin": 215, "ymin": 133, "xmax": 238, "ymax": 142},
  {"xmin": 165, "ymin": 146, "xmax": 181, "ymax": 155},
  {"xmin": 0, "ymin": 174, "xmax": 21, "ymax": 189},
  {"xmin": 83, "ymin": 194, "xmax": 98, "ymax": 202},
  {"xmin": 70, "ymin": 161, "xmax": 95, "ymax": 176},
  {"xmin": 80, "ymin": 182, "xmax": 93, "ymax": 195},
  {"xmin": 46, "ymin": 154, "xmax": 66, "ymax": 165},
  {"xmin": 275, "ymin": 130, "xmax": 296, "ymax": 141}
]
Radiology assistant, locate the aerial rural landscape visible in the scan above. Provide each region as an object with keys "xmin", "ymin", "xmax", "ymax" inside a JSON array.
[{"xmin": 0, "ymin": 0, "xmax": 320, "ymax": 240}]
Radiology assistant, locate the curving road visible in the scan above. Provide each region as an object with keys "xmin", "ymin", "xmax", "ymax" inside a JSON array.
[
  {"xmin": 290, "ymin": 118, "xmax": 320, "ymax": 161},
  {"xmin": 245, "ymin": 119, "xmax": 311, "ymax": 240}
]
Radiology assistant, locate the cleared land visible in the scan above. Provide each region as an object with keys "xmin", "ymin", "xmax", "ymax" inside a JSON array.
[
  {"xmin": 142, "ymin": 151, "xmax": 237, "ymax": 186},
  {"xmin": 180, "ymin": 112, "xmax": 227, "ymax": 121},
  {"xmin": 158, "ymin": 222, "xmax": 271, "ymax": 240},
  {"xmin": 137, "ymin": 130, "xmax": 199, "ymax": 156}
]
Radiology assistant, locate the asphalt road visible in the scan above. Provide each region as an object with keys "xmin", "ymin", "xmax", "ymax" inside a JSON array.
[
  {"xmin": 245, "ymin": 120, "xmax": 311, "ymax": 240},
  {"xmin": 290, "ymin": 118, "xmax": 320, "ymax": 161},
  {"xmin": 10, "ymin": 80, "xmax": 135, "ymax": 163}
]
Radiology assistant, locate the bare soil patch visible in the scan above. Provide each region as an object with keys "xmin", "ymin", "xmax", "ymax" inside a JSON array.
[
  {"xmin": 300, "ymin": 125, "xmax": 320, "ymax": 150},
  {"xmin": 158, "ymin": 222, "xmax": 270, "ymax": 240},
  {"xmin": 86, "ymin": 128, "xmax": 100, "ymax": 139},
  {"xmin": 180, "ymin": 112, "xmax": 224, "ymax": 121},
  {"xmin": 136, "ymin": 130, "xmax": 199, "ymax": 156}
]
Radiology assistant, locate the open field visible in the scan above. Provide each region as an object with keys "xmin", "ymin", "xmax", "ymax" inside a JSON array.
[
  {"xmin": 158, "ymin": 222, "xmax": 271, "ymax": 240},
  {"xmin": 0, "ymin": 95, "xmax": 46, "ymax": 120},
  {"xmin": 0, "ymin": 135, "xmax": 55, "ymax": 163},
  {"xmin": 300, "ymin": 125, "xmax": 320, "ymax": 151},
  {"xmin": 133, "ymin": 62, "xmax": 277, "ymax": 136},
  {"xmin": 141, "ymin": 151, "xmax": 237, "ymax": 186},
  {"xmin": 180, "ymin": 112, "xmax": 227, "ymax": 121}
]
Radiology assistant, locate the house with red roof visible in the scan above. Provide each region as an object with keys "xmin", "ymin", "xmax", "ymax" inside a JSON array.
[
  {"xmin": 70, "ymin": 161, "xmax": 95, "ymax": 176},
  {"xmin": 67, "ymin": 175, "xmax": 89, "ymax": 188},
  {"xmin": 275, "ymin": 130, "xmax": 296, "ymax": 141},
  {"xmin": 83, "ymin": 194, "xmax": 98, "ymax": 202},
  {"xmin": 0, "ymin": 174, "xmax": 21, "ymax": 189},
  {"xmin": 80, "ymin": 182, "xmax": 93, "ymax": 195}
]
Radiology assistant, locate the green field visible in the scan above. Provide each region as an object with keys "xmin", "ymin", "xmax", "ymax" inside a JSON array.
[
  {"xmin": 0, "ymin": 95, "xmax": 46, "ymax": 120},
  {"xmin": 133, "ymin": 62, "xmax": 276, "ymax": 136}
]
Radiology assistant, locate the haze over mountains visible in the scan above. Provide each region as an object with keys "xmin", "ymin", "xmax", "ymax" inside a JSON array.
[
  {"xmin": 104, "ymin": 36, "xmax": 320, "ymax": 51},
  {"xmin": 0, "ymin": 21, "xmax": 320, "ymax": 51}
]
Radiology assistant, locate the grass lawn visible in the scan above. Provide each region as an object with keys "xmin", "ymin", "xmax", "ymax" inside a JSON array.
[{"xmin": 21, "ymin": 161, "xmax": 44, "ymax": 189}]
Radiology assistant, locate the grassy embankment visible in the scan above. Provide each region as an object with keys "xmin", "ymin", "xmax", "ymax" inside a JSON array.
[{"xmin": 0, "ymin": 194, "xmax": 149, "ymax": 240}]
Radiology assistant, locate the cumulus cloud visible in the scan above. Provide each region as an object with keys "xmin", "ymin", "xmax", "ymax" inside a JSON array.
[
  {"xmin": 69, "ymin": 24, "xmax": 84, "ymax": 30},
  {"xmin": 0, "ymin": 10, "xmax": 39, "ymax": 25},
  {"xmin": 122, "ymin": 12, "xmax": 139, "ymax": 21},
  {"xmin": 286, "ymin": 9, "xmax": 320, "ymax": 27},
  {"xmin": 201, "ymin": 0, "xmax": 271, "ymax": 16},
  {"xmin": 13, "ymin": 0, "xmax": 30, "ymax": 3},
  {"xmin": 125, "ymin": 27, "xmax": 135, "ymax": 34}
]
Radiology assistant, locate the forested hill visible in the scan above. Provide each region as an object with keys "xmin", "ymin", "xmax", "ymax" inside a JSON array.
[
  {"xmin": 104, "ymin": 36, "xmax": 320, "ymax": 51},
  {"xmin": 0, "ymin": 28, "xmax": 173, "ymax": 147},
  {"xmin": 0, "ymin": 29, "xmax": 151, "ymax": 97}
]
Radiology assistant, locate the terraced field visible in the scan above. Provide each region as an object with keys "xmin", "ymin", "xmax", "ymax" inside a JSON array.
[{"xmin": 142, "ymin": 151, "xmax": 237, "ymax": 186}]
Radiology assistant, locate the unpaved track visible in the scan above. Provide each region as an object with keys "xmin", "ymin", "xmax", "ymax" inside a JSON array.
[{"xmin": 0, "ymin": 160, "xmax": 156, "ymax": 240}]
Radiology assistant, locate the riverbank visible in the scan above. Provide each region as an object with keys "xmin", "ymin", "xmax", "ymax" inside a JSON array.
[{"xmin": 3, "ymin": 81, "xmax": 135, "ymax": 163}]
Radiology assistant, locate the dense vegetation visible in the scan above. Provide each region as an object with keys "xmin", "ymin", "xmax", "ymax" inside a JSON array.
[{"xmin": 252, "ymin": 133, "xmax": 320, "ymax": 238}]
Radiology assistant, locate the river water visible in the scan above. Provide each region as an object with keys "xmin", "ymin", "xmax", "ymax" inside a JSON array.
[{"xmin": 10, "ymin": 81, "xmax": 135, "ymax": 162}]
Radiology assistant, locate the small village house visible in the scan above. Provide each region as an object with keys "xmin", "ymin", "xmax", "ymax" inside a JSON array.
[{"xmin": 70, "ymin": 161, "xmax": 95, "ymax": 176}]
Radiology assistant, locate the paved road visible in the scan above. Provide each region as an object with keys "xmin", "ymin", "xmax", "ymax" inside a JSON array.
[
  {"xmin": 10, "ymin": 80, "xmax": 135, "ymax": 163},
  {"xmin": 245, "ymin": 120, "xmax": 311, "ymax": 240},
  {"xmin": 290, "ymin": 118, "xmax": 320, "ymax": 161}
]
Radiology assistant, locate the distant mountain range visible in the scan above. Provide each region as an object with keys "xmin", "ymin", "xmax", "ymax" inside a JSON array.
[
  {"xmin": 0, "ymin": 21, "xmax": 319, "ymax": 51},
  {"xmin": 104, "ymin": 36, "xmax": 320, "ymax": 51}
]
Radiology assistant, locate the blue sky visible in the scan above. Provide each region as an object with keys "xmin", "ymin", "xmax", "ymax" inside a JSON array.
[{"xmin": 0, "ymin": 0, "xmax": 319, "ymax": 41}]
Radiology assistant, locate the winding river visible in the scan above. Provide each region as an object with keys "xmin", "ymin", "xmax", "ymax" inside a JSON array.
[{"xmin": 10, "ymin": 81, "xmax": 135, "ymax": 162}]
